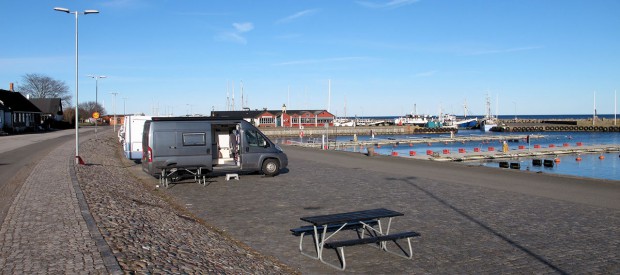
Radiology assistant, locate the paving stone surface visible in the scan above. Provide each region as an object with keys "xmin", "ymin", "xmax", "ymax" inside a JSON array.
[
  {"xmin": 1, "ymin": 129, "xmax": 293, "ymax": 274},
  {"xmin": 3, "ymin": 128, "xmax": 618, "ymax": 274},
  {"xmin": 159, "ymin": 144, "xmax": 620, "ymax": 274},
  {"xmin": 0, "ymin": 138, "xmax": 109, "ymax": 274}
]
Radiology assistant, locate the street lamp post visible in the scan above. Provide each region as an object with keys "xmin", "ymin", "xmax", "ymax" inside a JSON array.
[
  {"xmin": 88, "ymin": 75, "xmax": 106, "ymax": 138},
  {"xmin": 54, "ymin": 7, "xmax": 99, "ymax": 165},
  {"xmin": 122, "ymin": 97, "xmax": 128, "ymax": 116},
  {"xmin": 110, "ymin": 92, "xmax": 118, "ymax": 132}
]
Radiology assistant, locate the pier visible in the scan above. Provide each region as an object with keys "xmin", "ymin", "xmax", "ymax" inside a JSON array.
[
  {"xmin": 286, "ymin": 134, "xmax": 544, "ymax": 148},
  {"xmin": 422, "ymin": 144, "xmax": 620, "ymax": 162}
]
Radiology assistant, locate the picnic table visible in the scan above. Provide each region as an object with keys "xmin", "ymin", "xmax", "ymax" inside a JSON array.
[
  {"xmin": 292, "ymin": 208, "xmax": 420, "ymax": 270},
  {"xmin": 158, "ymin": 166, "xmax": 208, "ymax": 187}
]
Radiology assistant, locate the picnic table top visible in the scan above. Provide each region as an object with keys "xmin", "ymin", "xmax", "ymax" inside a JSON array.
[{"xmin": 300, "ymin": 208, "xmax": 403, "ymax": 226}]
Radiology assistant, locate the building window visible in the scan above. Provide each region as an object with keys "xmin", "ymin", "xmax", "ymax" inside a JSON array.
[{"xmin": 259, "ymin": 116, "xmax": 274, "ymax": 124}]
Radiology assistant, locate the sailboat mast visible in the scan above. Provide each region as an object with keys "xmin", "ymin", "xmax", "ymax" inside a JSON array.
[
  {"xmin": 344, "ymin": 95, "xmax": 347, "ymax": 117},
  {"xmin": 241, "ymin": 80, "xmax": 244, "ymax": 109},
  {"xmin": 328, "ymin": 79, "xmax": 331, "ymax": 113},
  {"xmin": 593, "ymin": 91, "xmax": 596, "ymax": 126},
  {"xmin": 226, "ymin": 81, "xmax": 230, "ymax": 111}
]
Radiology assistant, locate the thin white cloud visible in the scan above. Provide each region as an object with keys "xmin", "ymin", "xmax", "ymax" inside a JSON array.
[
  {"xmin": 274, "ymin": 56, "xmax": 369, "ymax": 66},
  {"xmin": 215, "ymin": 32, "xmax": 247, "ymax": 44},
  {"xmin": 233, "ymin": 22, "xmax": 254, "ymax": 33},
  {"xmin": 357, "ymin": 0, "xmax": 420, "ymax": 9},
  {"xmin": 465, "ymin": 46, "xmax": 543, "ymax": 56},
  {"xmin": 414, "ymin": 70, "xmax": 437, "ymax": 77},
  {"xmin": 276, "ymin": 9, "xmax": 318, "ymax": 24},
  {"xmin": 215, "ymin": 22, "xmax": 254, "ymax": 44}
]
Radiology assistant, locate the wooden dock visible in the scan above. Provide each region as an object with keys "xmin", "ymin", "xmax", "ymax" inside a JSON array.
[
  {"xmin": 403, "ymin": 145, "xmax": 620, "ymax": 162},
  {"xmin": 287, "ymin": 134, "xmax": 544, "ymax": 148}
]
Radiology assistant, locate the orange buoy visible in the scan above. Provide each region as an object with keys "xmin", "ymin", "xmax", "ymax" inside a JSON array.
[
  {"xmin": 391, "ymin": 151, "xmax": 398, "ymax": 156},
  {"xmin": 409, "ymin": 143, "xmax": 413, "ymax": 147},
  {"xmin": 576, "ymin": 156, "xmax": 582, "ymax": 161},
  {"xmin": 554, "ymin": 158, "xmax": 561, "ymax": 163},
  {"xmin": 599, "ymin": 155, "xmax": 605, "ymax": 160},
  {"xmin": 409, "ymin": 151, "xmax": 416, "ymax": 156}
]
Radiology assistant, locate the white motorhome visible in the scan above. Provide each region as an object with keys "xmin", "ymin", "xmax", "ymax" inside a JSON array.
[{"xmin": 120, "ymin": 115, "xmax": 152, "ymax": 160}]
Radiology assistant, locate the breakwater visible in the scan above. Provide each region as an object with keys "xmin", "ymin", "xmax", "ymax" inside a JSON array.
[{"xmin": 498, "ymin": 124, "xmax": 620, "ymax": 132}]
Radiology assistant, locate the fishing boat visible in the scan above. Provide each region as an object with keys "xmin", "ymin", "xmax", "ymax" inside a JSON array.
[
  {"xmin": 480, "ymin": 94, "xmax": 497, "ymax": 132},
  {"xmin": 395, "ymin": 104, "xmax": 431, "ymax": 126},
  {"xmin": 456, "ymin": 117, "xmax": 478, "ymax": 128},
  {"xmin": 333, "ymin": 118, "xmax": 355, "ymax": 127},
  {"xmin": 394, "ymin": 113, "xmax": 431, "ymax": 126},
  {"xmin": 455, "ymin": 100, "xmax": 478, "ymax": 128}
]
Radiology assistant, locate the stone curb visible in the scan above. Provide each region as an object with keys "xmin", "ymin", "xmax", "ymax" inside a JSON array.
[{"xmin": 70, "ymin": 134, "xmax": 123, "ymax": 274}]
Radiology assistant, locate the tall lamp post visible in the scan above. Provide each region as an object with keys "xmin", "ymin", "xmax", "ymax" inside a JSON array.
[
  {"xmin": 54, "ymin": 7, "xmax": 99, "ymax": 165},
  {"xmin": 122, "ymin": 97, "xmax": 128, "ymax": 116},
  {"xmin": 110, "ymin": 92, "xmax": 118, "ymax": 132},
  {"xmin": 88, "ymin": 75, "xmax": 106, "ymax": 138}
]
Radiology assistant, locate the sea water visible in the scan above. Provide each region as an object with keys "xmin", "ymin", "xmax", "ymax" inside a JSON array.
[{"xmin": 328, "ymin": 130, "xmax": 620, "ymax": 181}]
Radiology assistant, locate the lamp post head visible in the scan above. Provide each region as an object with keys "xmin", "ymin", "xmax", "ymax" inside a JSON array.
[
  {"xmin": 53, "ymin": 7, "xmax": 70, "ymax": 13},
  {"xmin": 84, "ymin": 10, "xmax": 99, "ymax": 15}
]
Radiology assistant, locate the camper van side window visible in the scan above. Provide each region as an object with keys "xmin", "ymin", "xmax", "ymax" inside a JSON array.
[
  {"xmin": 182, "ymin": 132, "xmax": 206, "ymax": 146},
  {"xmin": 245, "ymin": 129, "xmax": 267, "ymax": 147}
]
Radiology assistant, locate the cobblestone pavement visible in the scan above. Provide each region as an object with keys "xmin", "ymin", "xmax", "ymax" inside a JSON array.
[
  {"xmin": 0, "ymin": 134, "xmax": 116, "ymax": 274},
  {"xmin": 1, "ymin": 129, "xmax": 294, "ymax": 274},
  {"xmin": 157, "ymin": 145, "xmax": 620, "ymax": 274},
  {"xmin": 74, "ymin": 131, "xmax": 293, "ymax": 273}
]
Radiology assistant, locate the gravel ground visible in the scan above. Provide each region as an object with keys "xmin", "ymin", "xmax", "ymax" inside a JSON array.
[{"xmin": 75, "ymin": 130, "xmax": 295, "ymax": 274}]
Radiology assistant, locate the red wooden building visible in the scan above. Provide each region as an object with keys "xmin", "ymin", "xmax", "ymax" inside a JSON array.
[{"xmin": 211, "ymin": 109, "xmax": 335, "ymax": 128}]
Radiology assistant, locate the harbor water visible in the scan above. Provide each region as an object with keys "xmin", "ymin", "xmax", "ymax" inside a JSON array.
[{"xmin": 286, "ymin": 130, "xmax": 620, "ymax": 181}]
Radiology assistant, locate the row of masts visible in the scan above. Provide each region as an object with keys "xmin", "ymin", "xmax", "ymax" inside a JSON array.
[{"xmin": 226, "ymin": 81, "xmax": 249, "ymax": 111}]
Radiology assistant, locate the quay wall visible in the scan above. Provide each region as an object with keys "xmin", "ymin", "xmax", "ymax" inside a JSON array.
[
  {"xmin": 259, "ymin": 118, "xmax": 619, "ymax": 137},
  {"xmin": 260, "ymin": 126, "xmax": 456, "ymax": 137}
]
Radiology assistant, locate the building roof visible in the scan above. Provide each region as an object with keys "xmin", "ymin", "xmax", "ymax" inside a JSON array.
[
  {"xmin": 30, "ymin": 98, "xmax": 62, "ymax": 115},
  {"xmin": 211, "ymin": 109, "xmax": 332, "ymax": 118},
  {"xmin": 0, "ymin": 89, "xmax": 42, "ymax": 113},
  {"xmin": 211, "ymin": 110, "xmax": 269, "ymax": 118}
]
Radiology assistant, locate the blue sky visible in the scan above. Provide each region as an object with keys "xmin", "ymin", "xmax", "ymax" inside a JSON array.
[{"xmin": 1, "ymin": 0, "xmax": 619, "ymax": 116}]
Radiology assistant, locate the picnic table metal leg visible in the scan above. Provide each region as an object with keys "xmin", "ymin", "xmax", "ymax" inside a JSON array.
[
  {"xmin": 317, "ymin": 223, "xmax": 352, "ymax": 270},
  {"xmin": 381, "ymin": 217, "xmax": 394, "ymax": 250}
]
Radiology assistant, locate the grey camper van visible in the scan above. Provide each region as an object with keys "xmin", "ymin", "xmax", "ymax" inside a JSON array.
[{"xmin": 142, "ymin": 117, "xmax": 287, "ymax": 177}]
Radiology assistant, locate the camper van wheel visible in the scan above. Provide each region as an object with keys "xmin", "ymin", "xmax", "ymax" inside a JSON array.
[{"xmin": 262, "ymin": 159, "xmax": 280, "ymax": 177}]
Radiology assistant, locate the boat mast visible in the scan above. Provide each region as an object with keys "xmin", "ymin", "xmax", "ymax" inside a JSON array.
[
  {"xmin": 328, "ymin": 79, "xmax": 331, "ymax": 113},
  {"xmin": 593, "ymin": 91, "xmax": 596, "ymax": 126},
  {"xmin": 226, "ymin": 81, "xmax": 230, "ymax": 111},
  {"xmin": 344, "ymin": 95, "xmax": 347, "ymax": 117}
]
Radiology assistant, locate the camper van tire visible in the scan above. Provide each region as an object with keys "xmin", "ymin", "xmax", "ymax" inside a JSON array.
[{"xmin": 262, "ymin": 159, "xmax": 280, "ymax": 176}]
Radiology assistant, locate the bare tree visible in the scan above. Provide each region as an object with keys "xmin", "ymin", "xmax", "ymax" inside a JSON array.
[
  {"xmin": 17, "ymin": 73, "xmax": 71, "ymax": 107},
  {"xmin": 78, "ymin": 101, "xmax": 106, "ymax": 120}
]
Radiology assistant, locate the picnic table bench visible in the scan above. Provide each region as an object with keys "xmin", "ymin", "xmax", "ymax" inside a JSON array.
[
  {"xmin": 292, "ymin": 208, "xmax": 420, "ymax": 270},
  {"xmin": 157, "ymin": 166, "xmax": 208, "ymax": 187}
]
